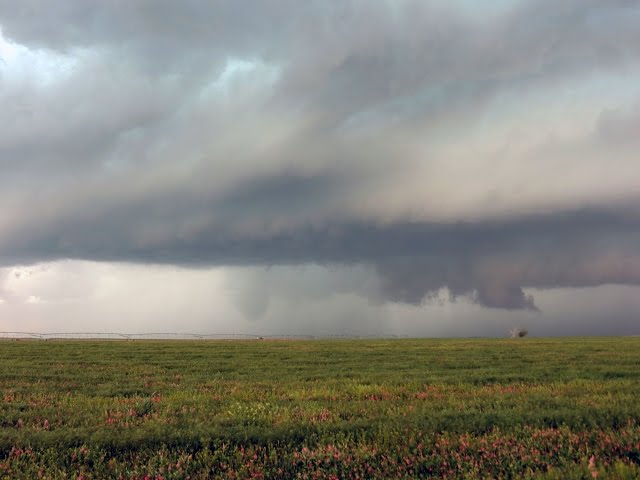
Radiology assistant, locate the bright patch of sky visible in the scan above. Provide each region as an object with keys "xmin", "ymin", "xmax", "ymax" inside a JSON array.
[
  {"xmin": 0, "ymin": 261, "xmax": 245, "ymax": 334},
  {"xmin": 0, "ymin": 27, "xmax": 80, "ymax": 87},
  {"xmin": 200, "ymin": 57, "xmax": 280, "ymax": 100},
  {"xmin": 3, "ymin": 261, "xmax": 638, "ymax": 337},
  {"xmin": 0, "ymin": 27, "xmax": 18, "ymax": 62}
]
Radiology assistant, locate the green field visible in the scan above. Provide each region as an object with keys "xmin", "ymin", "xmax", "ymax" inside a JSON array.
[{"xmin": 1, "ymin": 337, "xmax": 639, "ymax": 479}]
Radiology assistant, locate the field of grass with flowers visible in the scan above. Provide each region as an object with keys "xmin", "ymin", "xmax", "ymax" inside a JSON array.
[{"xmin": 1, "ymin": 337, "xmax": 639, "ymax": 479}]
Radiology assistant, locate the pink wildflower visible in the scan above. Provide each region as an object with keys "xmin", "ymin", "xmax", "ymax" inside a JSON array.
[{"xmin": 588, "ymin": 455, "xmax": 599, "ymax": 478}]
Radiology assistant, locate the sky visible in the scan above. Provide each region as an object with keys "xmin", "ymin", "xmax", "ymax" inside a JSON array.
[{"xmin": 1, "ymin": 0, "xmax": 640, "ymax": 337}]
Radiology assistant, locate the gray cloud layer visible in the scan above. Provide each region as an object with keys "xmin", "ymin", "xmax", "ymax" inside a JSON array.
[{"xmin": 2, "ymin": 0, "xmax": 640, "ymax": 312}]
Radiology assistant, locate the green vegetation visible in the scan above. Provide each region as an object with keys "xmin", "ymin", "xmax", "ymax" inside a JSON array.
[{"xmin": 1, "ymin": 337, "xmax": 639, "ymax": 478}]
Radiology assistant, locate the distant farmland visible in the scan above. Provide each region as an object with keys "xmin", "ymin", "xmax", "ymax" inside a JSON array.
[{"xmin": 1, "ymin": 338, "xmax": 639, "ymax": 478}]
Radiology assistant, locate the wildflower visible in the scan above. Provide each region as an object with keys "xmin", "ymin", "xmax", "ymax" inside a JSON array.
[{"xmin": 588, "ymin": 455, "xmax": 599, "ymax": 478}]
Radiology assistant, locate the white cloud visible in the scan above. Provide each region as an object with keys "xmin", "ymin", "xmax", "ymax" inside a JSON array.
[
  {"xmin": 0, "ymin": 27, "xmax": 80, "ymax": 87},
  {"xmin": 25, "ymin": 295, "xmax": 42, "ymax": 304}
]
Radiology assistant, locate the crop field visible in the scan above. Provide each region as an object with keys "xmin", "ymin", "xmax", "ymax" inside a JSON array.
[{"xmin": 1, "ymin": 337, "xmax": 639, "ymax": 479}]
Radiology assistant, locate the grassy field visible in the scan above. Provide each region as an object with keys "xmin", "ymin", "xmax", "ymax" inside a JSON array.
[{"xmin": 1, "ymin": 337, "xmax": 639, "ymax": 479}]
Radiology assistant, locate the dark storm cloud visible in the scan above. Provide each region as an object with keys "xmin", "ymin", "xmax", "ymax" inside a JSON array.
[
  {"xmin": 2, "ymin": 0, "xmax": 640, "ymax": 313},
  {"xmin": 3, "ymin": 201, "xmax": 640, "ymax": 309}
]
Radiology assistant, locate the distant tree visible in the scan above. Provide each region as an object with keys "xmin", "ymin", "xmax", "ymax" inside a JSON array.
[{"xmin": 509, "ymin": 327, "xmax": 528, "ymax": 338}]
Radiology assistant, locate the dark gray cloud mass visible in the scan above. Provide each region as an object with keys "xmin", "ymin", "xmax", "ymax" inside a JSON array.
[{"xmin": 1, "ymin": 0, "xmax": 640, "ymax": 320}]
